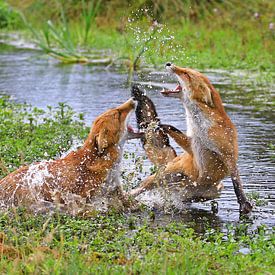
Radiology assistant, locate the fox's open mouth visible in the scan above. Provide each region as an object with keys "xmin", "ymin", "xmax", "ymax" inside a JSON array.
[{"xmin": 161, "ymin": 82, "xmax": 182, "ymax": 96}]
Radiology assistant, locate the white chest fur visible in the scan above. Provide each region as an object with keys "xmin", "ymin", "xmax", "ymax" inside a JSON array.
[{"xmin": 183, "ymin": 95, "xmax": 220, "ymax": 173}]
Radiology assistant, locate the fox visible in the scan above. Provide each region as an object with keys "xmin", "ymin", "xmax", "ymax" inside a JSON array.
[
  {"xmin": 131, "ymin": 85, "xmax": 176, "ymax": 166},
  {"xmin": 131, "ymin": 64, "xmax": 253, "ymax": 214},
  {"xmin": 0, "ymin": 99, "xmax": 141, "ymax": 209}
]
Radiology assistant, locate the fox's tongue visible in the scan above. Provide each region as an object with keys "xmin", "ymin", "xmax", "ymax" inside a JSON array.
[
  {"xmin": 161, "ymin": 84, "xmax": 182, "ymax": 95},
  {"xmin": 174, "ymin": 84, "xmax": 182, "ymax": 91},
  {"xmin": 127, "ymin": 125, "xmax": 134, "ymax": 133}
]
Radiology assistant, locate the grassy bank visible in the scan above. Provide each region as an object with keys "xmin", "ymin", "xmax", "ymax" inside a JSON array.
[
  {"xmin": 0, "ymin": 96, "xmax": 274, "ymax": 274},
  {"xmin": 0, "ymin": 208, "xmax": 274, "ymax": 274},
  {"xmin": 0, "ymin": 96, "xmax": 89, "ymax": 179},
  {"xmin": 2, "ymin": 0, "xmax": 274, "ymax": 71}
]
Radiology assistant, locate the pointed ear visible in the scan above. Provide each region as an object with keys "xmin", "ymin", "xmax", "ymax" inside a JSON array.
[
  {"xmin": 96, "ymin": 128, "xmax": 109, "ymax": 155},
  {"xmin": 203, "ymin": 86, "xmax": 215, "ymax": 108}
]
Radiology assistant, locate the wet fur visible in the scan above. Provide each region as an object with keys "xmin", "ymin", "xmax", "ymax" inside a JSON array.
[
  {"xmin": 131, "ymin": 66, "xmax": 252, "ymax": 214},
  {"xmin": 131, "ymin": 85, "xmax": 176, "ymax": 165},
  {"xmin": 0, "ymin": 100, "xmax": 135, "ymax": 208}
]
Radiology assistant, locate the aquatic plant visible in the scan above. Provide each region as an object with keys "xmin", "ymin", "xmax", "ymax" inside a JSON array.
[
  {"xmin": 22, "ymin": 0, "xmax": 108, "ymax": 64},
  {"xmin": 247, "ymin": 191, "xmax": 268, "ymax": 207}
]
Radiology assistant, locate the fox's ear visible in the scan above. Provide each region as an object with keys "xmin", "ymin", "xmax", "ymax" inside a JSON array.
[
  {"xmin": 96, "ymin": 129, "xmax": 109, "ymax": 155},
  {"xmin": 203, "ymin": 86, "xmax": 215, "ymax": 108}
]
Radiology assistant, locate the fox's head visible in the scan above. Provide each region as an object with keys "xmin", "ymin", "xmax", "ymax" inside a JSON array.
[
  {"xmin": 131, "ymin": 85, "xmax": 145, "ymax": 101},
  {"xmin": 162, "ymin": 63, "xmax": 223, "ymax": 109},
  {"xmin": 85, "ymin": 99, "xmax": 137, "ymax": 155}
]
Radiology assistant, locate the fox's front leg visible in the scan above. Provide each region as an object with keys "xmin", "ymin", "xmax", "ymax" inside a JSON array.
[
  {"xmin": 130, "ymin": 158, "xmax": 190, "ymax": 197},
  {"xmin": 130, "ymin": 174, "xmax": 160, "ymax": 197},
  {"xmin": 160, "ymin": 124, "xmax": 192, "ymax": 154}
]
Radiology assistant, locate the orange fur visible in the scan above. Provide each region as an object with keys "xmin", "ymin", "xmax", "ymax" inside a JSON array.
[
  {"xmin": 131, "ymin": 65, "xmax": 252, "ymax": 214},
  {"xmin": 142, "ymin": 126, "xmax": 177, "ymax": 166},
  {"xmin": 0, "ymin": 99, "xmax": 136, "ymax": 208}
]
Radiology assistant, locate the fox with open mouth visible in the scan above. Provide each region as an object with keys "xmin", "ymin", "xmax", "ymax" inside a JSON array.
[{"xmin": 131, "ymin": 63, "xmax": 252, "ymax": 214}]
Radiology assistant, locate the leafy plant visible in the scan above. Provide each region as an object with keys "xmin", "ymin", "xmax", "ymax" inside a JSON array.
[
  {"xmin": 247, "ymin": 191, "xmax": 268, "ymax": 207},
  {"xmin": 0, "ymin": 0, "xmax": 20, "ymax": 29},
  {"xmin": 0, "ymin": 96, "xmax": 89, "ymax": 178},
  {"xmin": 22, "ymin": 0, "xmax": 108, "ymax": 64},
  {"xmin": 0, "ymin": 209, "xmax": 274, "ymax": 273}
]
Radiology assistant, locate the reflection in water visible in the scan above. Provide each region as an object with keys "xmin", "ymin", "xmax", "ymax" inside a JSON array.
[
  {"xmin": 150, "ymin": 207, "xmax": 223, "ymax": 234},
  {"xmin": 0, "ymin": 45, "xmax": 274, "ymax": 229}
]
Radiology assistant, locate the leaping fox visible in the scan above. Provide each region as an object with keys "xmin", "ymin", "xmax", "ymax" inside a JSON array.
[{"xmin": 131, "ymin": 64, "xmax": 252, "ymax": 214}]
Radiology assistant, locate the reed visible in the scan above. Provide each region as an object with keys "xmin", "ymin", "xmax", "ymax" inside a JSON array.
[{"xmin": 22, "ymin": 0, "xmax": 105, "ymax": 64}]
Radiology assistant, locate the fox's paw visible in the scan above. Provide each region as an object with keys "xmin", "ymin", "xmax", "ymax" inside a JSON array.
[
  {"xmin": 119, "ymin": 192, "xmax": 140, "ymax": 211},
  {"xmin": 129, "ymin": 187, "xmax": 144, "ymax": 197},
  {"xmin": 240, "ymin": 200, "xmax": 253, "ymax": 214}
]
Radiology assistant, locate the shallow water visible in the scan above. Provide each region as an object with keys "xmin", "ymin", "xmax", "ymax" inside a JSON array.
[{"xmin": 0, "ymin": 44, "xmax": 274, "ymax": 231}]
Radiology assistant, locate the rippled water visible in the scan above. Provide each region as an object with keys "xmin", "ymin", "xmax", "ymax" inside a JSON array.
[{"xmin": 0, "ymin": 44, "xmax": 274, "ymax": 231}]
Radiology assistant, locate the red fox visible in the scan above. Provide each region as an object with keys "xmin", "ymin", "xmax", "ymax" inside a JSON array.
[
  {"xmin": 131, "ymin": 85, "xmax": 176, "ymax": 166},
  {"xmin": 0, "ymin": 99, "xmax": 140, "ymax": 208},
  {"xmin": 131, "ymin": 64, "xmax": 252, "ymax": 214}
]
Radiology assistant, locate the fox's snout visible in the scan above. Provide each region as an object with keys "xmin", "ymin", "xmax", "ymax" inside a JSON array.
[
  {"xmin": 165, "ymin": 62, "xmax": 176, "ymax": 74},
  {"xmin": 117, "ymin": 98, "xmax": 136, "ymax": 114},
  {"xmin": 131, "ymin": 85, "xmax": 144, "ymax": 101}
]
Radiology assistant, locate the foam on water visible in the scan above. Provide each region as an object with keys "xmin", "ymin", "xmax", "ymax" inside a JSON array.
[{"xmin": 136, "ymin": 183, "xmax": 223, "ymax": 212}]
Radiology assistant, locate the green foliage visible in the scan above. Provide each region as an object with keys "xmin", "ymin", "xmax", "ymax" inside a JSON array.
[
  {"xmin": 0, "ymin": 0, "xmax": 20, "ymax": 29},
  {"xmin": 6, "ymin": 0, "xmax": 275, "ymax": 70},
  {"xmin": 247, "ymin": 191, "xmax": 268, "ymax": 207},
  {"xmin": 81, "ymin": 0, "xmax": 101, "ymax": 44},
  {"xmin": 22, "ymin": 0, "xmax": 103, "ymax": 63},
  {"xmin": 0, "ymin": 209, "xmax": 274, "ymax": 273},
  {"xmin": 0, "ymin": 96, "xmax": 89, "ymax": 178}
]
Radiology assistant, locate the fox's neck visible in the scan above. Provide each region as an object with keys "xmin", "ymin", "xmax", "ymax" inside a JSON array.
[
  {"xmin": 180, "ymin": 97, "xmax": 212, "ymax": 137},
  {"xmin": 180, "ymin": 98, "xmax": 221, "ymax": 174}
]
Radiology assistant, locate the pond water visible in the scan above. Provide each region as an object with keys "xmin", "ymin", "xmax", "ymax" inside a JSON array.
[{"xmin": 0, "ymin": 44, "xmax": 274, "ymax": 232}]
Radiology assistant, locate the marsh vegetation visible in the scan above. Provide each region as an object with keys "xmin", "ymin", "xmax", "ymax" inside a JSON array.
[{"xmin": 0, "ymin": 0, "xmax": 274, "ymax": 273}]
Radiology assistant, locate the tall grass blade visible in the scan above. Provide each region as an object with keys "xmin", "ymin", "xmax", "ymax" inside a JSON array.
[{"xmin": 82, "ymin": 0, "xmax": 102, "ymax": 44}]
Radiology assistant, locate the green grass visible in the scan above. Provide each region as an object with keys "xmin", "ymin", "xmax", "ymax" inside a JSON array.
[
  {"xmin": 87, "ymin": 22, "xmax": 274, "ymax": 71},
  {"xmin": 3, "ymin": 0, "xmax": 274, "ymax": 71},
  {"xmin": 0, "ymin": 209, "xmax": 274, "ymax": 274},
  {"xmin": 0, "ymin": 96, "xmax": 274, "ymax": 274},
  {"xmin": 0, "ymin": 0, "xmax": 20, "ymax": 28}
]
